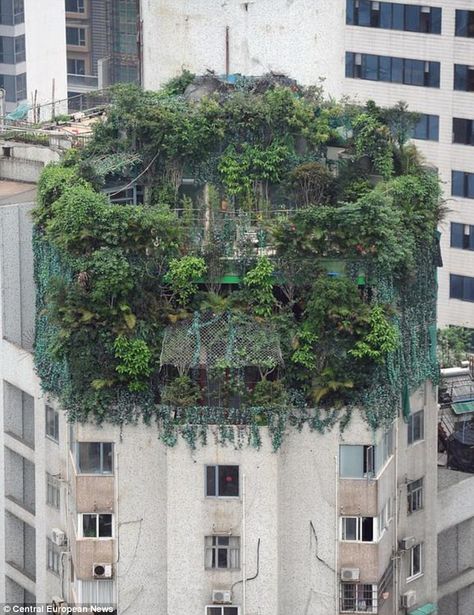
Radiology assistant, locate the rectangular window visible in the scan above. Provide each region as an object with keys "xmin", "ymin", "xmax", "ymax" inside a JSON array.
[
  {"xmin": 345, "ymin": 52, "xmax": 439, "ymax": 88},
  {"xmin": 452, "ymin": 171, "xmax": 474, "ymax": 199},
  {"xmin": 80, "ymin": 513, "xmax": 113, "ymax": 538},
  {"xmin": 15, "ymin": 72, "xmax": 26, "ymax": 101},
  {"xmin": 47, "ymin": 538, "xmax": 61, "ymax": 575},
  {"xmin": 407, "ymin": 478, "xmax": 424, "ymax": 513},
  {"xmin": 341, "ymin": 517, "xmax": 376, "ymax": 542},
  {"xmin": 66, "ymin": 26, "xmax": 86, "ymax": 46},
  {"xmin": 67, "ymin": 58, "xmax": 86, "ymax": 75},
  {"xmin": 453, "ymin": 118, "xmax": 474, "ymax": 146},
  {"xmin": 65, "ymin": 0, "xmax": 85, "ymax": 13},
  {"xmin": 46, "ymin": 473, "xmax": 60, "ymax": 510},
  {"xmin": 412, "ymin": 113, "xmax": 439, "ymax": 141},
  {"xmin": 455, "ymin": 10, "xmax": 474, "ymax": 38},
  {"xmin": 408, "ymin": 543, "xmax": 423, "ymax": 579},
  {"xmin": 346, "ymin": 2, "xmax": 441, "ymax": 34},
  {"xmin": 76, "ymin": 442, "xmax": 113, "ymax": 474},
  {"xmin": 450, "ymin": 274, "xmax": 474, "ymax": 302},
  {"xmin": 450, "ymin": 223, "xmax": 474, "ymax": 251},
  {"xmin": 378, "ymin": 497, "xmax": 392, "ymax": 534},
  {"xmin": 341, "ymin": 583, "xmax": 378, "ymax": 613},
  {"xmin": 454, "ymin": 64, "xmax": 474, "ymax": 92},
  {"xmin": 205, "ymin": 535, "xmax": 240, "ymax": 569},
  {"xmin": 206, "ymin": 465, "xmax": 239, "ymax": 497},
  {"xmin": 205, "ymin": 607, "xmax": 240, "ymax": 615},
  {"xmin": 45, "ymin": 405, "xmax": 59, "ymax": 442},
  {"xmin": 14, "ymin": 35, "xmax": 25, "ymax": 62},
  {"xmin": 339, "ymin": 445, "xmax": 375, "ymax": 478},
  {"xmin": 407, "ymin": 410, "xmax": 424, "ymax": 445}
]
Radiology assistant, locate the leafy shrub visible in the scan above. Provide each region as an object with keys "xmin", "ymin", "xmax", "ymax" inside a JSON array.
[
  {"xmin": 349, "ymin": 305, "xmax": 399, "ymax": 362},
  {"xmin": 161, "ymin": 375, "xmax": 201, "ymax": 407},
  {"xmin": 165, "ymin": 256, "xmax": 207, "ymax": 306},
  {"xmin": 113, "ymin": 336, "xmax": 152, "ymax": 392},
  {"xmin": 289, "ymin": 161, "xmax": 334, "ymax": 206},
  {"xmin": 243, "ymin": 256, "xmax": 275, "ymax": 317}
]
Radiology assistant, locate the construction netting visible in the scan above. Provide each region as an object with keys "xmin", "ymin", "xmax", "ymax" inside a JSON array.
[{"xmin": 160, "ymin": 311, "xmax": 283, "ymax": 373}]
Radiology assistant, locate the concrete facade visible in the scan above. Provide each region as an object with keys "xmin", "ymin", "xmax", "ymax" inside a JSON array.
[{"xmin": 140, "ymin": 0, "xmax": 474, "ymax": 330}]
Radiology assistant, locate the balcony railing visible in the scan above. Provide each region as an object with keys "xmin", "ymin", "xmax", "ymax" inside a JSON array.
[{"xmin": 67, "ymin": 73, "xmax": 99, "ymax": 89}]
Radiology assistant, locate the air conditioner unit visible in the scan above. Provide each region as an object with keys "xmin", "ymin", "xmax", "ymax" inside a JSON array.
[
  {"xmin": 93, "ymin": 563, "xmax": 113, "ymax": 579},
  {"xmin": 341, "ymin": 568, "xmax": 360, "ymax": 582},
  {"xmin": 51, "ymin": 597, "xmax": 66, "ymax": 613},
  {"xmin": 212, "ymin": 589, "xmax": 232, "ymax": 604},
  {"xmin": 399, "ymin": 536, "xmax": 416, "ymax": 551},
  {"xmin": 401, "ymin": 590, "xmax": 417, "ymax": 608},
  {"xmin": 51, "ymin": 528, "xmax": 67, "ymax": 547}
]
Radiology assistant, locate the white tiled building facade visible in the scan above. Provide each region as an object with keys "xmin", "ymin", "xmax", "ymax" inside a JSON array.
[{"xmin": 140, "ymin": 0, "xmax": 474, "ymax": 329}]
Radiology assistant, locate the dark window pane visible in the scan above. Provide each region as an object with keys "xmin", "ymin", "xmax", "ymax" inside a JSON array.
[
  {"xmin": 429, "ymin": 115, "xmax": 439, "ymax": 141},
  {"xmin": 468, "ymin": 174, "xmax": 474, "ymax": 199},
  {"xmin": 359, "ymin": 0, "xmax": 371, "ymax": 26},
  {"xmin": 405, "ymin": 5, "xmax": 420, "ymax": 32},
  {"xmin": 452, "ymin": 171, "xmax": 465, "ymax": 197},
  {"xmin": 361, "ymin": 517, "xmax": 374, "ymax": 541},
  {"xmin": 98, "ymin": 514, "xmax": 112, "ymax": 538},
  {"xmin": 454, "ymin": 64, "xmax": 467, "ymax": 91},
  {"xmin": 379, "ymin": 56, "xmax": 392, "ymax": 82},
  {"xmin": 392, "ymin": 4, "xmax": 404, "ymax": 30},
  {"xmin": 391, "ymin": 57, "xmax": 404, "ymax": 83},
  {"xmin": 218, "ymin": 465, "xmax": 239, "ymax": 497},
  {"xmin": 427, "ymin": 62, "xmax": 440, "ymax": 88},
  {"xmin": 362, "ymin": 54, "xmax": 378, "ymax": 80},
  {"xmin": 455, "ymin": 10, "xmax": 468, "ymax": 37},
  {"xmin": 413, "ymin": 115, "xmax": 428, "ymax": 140},
  {"xmin": 218, "ymin": 536, "xmax": 229, "ymax": 545},
  {"xmin": 430, "ymin": 8, "xmax": 441, "ymax": 34},
  {"xmin": 404, "ymin": 59, "xmax": 424, "ymax": 86},
  {"xmin": 345, "ymin": 52, "xmax": 354, "ymax": 78},
  {"xmin": 453, "ymin": 118, "xmax": 469, "ymax": 144},
  {"xmin": 344, "ymin": 517, "xmax": 357, "ymax": 540},
  {"xmin": 380, "ymin": 3, "xmax": 392, "ymax": 29},
  {"xmin": 217, "ymin": 548, "xmax": 228, "ymax": 567},
  {"xmin": 451, "ymin": 223, "xmax": 464, "ymax": 248},
  {"xmin": 469, "ymin": 227, "xmax": 474, "ymax": 250},
  {"xmin": 346, "ymin": 0, "xmax": 355, "ymax": 25},
  {"xmin": 83, "ymin": 514, "xmax": 97, "ymax": 537},
  {"xmin": 467, "ymin": 277, "xmax": 474, "ymax": 301},
  {"xmin": 206, "ymin": 466, "xmax": 216, "ymax": 496},
  {"xmin": 450, "ymin": 274, "xmax": 464, "ymax": 299}
]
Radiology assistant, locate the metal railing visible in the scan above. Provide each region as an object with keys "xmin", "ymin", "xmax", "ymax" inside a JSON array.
[{"xmin": 67, "ymin": 73, "xmax": 99, "ymax": 89}]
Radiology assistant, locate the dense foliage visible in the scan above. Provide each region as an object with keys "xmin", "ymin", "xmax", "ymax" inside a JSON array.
[{"xmin": 33, "ymin": 75, "xmax": 442, "ymax": 448}]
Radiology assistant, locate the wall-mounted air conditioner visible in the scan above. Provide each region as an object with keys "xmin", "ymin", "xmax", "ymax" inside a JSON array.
[
  {"xmin": 93, "ymin": 563, "xmax": 113, "ymax": 579},
  {"xmin": 51, "ymin": 528, "xmax": 67, "ymax": 547},
  {"xmin": 399, "ymin": 536, "xmax": 416, "ymax": 551},
  {"xmin": 401, "ymin": 590, "xmax": 417, "ymax": 608},
  {"xmin": 341, "ymin": 567, "xmax": 360, "ymax": 582},
  {"xmin": 212, "ymin": 589, "xmax": 232, "ymax": 604}
]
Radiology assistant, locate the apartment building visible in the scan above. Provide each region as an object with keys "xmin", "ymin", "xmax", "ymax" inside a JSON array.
[
  {"xmin": 140, "ymin": 0, "xmax": 474, "ymax": 331},
  {"xmin": 0, "ymin": 0, "xmax": 67, "ymax": 118},
  {"xmin": 66, "ymin": 0, "xmax": 140, "ymax": 103}
]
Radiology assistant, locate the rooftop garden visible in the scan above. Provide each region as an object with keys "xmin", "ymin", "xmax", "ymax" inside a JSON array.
[{"xmin": 33, "ymin": 73, "xmax": 442, "ymax": 449}]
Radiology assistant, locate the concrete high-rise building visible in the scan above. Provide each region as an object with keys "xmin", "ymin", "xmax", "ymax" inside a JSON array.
[
  {"xmin": 0, "ymin": 0, "xmax": 67, "ymax": 118},
  {"xmin": 66, "ymin": 0, "xmax": 140, "ymax": 104},
  {"xmin": 140, "ymin": 0, "xmax": 474, "ymax": 331}
]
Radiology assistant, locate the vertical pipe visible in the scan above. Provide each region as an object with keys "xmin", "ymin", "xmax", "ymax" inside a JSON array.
[
  {"xmin": 225, "ymin": 26, "xmax": 230, "ymax": 76},
  {"xmin": 334, "ymin": 454, "xmax": 339, "ymax": 615},
  {"xmin": 242, "ymin": 472, "xmax": 246, "ymax": 615}
]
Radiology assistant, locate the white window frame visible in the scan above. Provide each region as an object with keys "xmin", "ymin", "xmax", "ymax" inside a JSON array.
[
  {"xmin": 45, "ymin": 405, "xmax": 59, "ymax": 443},
  {"xmin": 407, "ymin": 543, "xmax": 423, "ymax": 581},
  {"xmin": 340, "ymin": 582, "xmax": 378, "ymax": 613},
  {"xmin": 205, "ymin": 535, "xmax": 240, "ymax": 569},
  {"xmin": 407, "ymin": 478, "xmax": 424, "ymax": 514},
  {"xmin": 78, "ymin": 513, "xmax": 114, "ymax": 539},
  {"xmin": 340, "ymin": 516, "xmax": 378, "ymax": 542},
  {"xmin": 377, "ymin": 497, "xmax": 392, "ymax": 538},
  {"xmin": 407, "ymin": 409, "xmax": 424, "ymax": 445},
  {"xmin": 75, "ymin": 442, "xmax": 113, "ymax": 475}
]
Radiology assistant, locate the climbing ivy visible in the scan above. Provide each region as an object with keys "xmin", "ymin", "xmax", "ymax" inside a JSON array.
[{"xmin": 32, "ymin": 74, "xmax": 441, "ymax": 448}]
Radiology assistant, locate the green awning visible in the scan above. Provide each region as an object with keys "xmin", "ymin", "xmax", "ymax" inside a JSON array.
[
  {"xmin": 452, "ymin": 401, "xmax": 474, "ymax": 415},
  {"xmin": 409, "ymin": 603, "xmax": 437, "ymax": 615}
]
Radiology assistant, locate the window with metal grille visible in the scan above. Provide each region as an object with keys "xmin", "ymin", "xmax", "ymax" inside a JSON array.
[
  {"xmin": 341, "ymin": 583, "xmax": 378, "ymax": 613},
  {"xmin": 407, "ymin": 478, "xmax": 423, "ymax": 513},
  {"xmin": 205, "ymin": 536, "xmax": 240, "ymax": 569}
]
